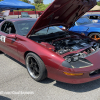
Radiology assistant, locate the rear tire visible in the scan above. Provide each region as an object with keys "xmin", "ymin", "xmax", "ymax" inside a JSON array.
[{"xmin": 25, "ymin": 53, "xmax": 47, "ymax": 81}]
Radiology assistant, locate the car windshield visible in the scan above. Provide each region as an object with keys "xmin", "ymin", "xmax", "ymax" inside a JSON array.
[
  {"xmin": 14, "ymin": 19, "xmax": 36, "ymax": 36},
  {"xmin": 14, "ymin": 20, "xmax": 64, "ymax": 36},
  {"xmin": 35, "ymin": 26, "xmax": 63, "ymax": 36},
  {"xmin": 76, "ymin": 17, "xmax": 92, "ymax": 25}
]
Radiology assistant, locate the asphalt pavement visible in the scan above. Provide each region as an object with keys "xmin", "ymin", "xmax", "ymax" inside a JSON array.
[
  {"xmin": 0, "ymin": 13, "xmax": 100, "ymax": 100},
  {"xmin": 1, "ymin": 52, "xmax": 100, "ymax": 100}
]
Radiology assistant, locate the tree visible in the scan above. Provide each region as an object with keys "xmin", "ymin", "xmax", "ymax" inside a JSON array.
[
  {"xmin": 0, "ymin": 0, "xmax": 3, "ymax": 1},
  {"xmin": 21, "ymin": 0, "xmax": 29, "ymax": 3},
  {"xmin": 34, "ymin": 0, "xmax": 43, "ymax": 4},
  {"xmin": 29, "ymin": 1, "xmax": 31, "ymax": 4},
  {"xmin": 97, "ymin": 2, "xmax": 100, "ymax": 6}
]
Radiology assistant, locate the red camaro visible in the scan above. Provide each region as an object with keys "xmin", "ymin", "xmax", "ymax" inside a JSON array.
[{"xmin": 0, "ymin": 0, "xmax": 99, "ymax": 84}]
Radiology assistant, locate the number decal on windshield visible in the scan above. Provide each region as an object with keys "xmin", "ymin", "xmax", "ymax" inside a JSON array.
[{"xmin": 0, "ymin": 35, "xmax": 6, "ymax": 42}]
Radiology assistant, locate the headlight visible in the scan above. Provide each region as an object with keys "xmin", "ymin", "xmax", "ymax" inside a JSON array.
[
  {"xmin": 72, "ymin": 55, "xmax": 79, "ymax": 61},
  {"xmin": 65, "ymin": 57, "xmax": 72, "ymax": 63},
  {"xmin": 65, "ymin": 54, "xmax": 79, "ymax": 63},
  {"xmin": 79, "ymin": 53, "xmax": 86, "ymax": 58}
]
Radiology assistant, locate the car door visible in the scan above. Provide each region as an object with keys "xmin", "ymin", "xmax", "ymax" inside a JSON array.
[
  {"xmin": 0, "ymin": 21, "xmax": 19, "ymax": 61},
  {"xmin": 75, "ymin": 25, "xmax": 89, "ymax": 34}
]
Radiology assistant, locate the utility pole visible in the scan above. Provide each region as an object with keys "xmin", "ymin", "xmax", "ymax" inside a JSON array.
[{"xmin": 40, "ymin": 0, "xmax": 41, "ymax": 3}]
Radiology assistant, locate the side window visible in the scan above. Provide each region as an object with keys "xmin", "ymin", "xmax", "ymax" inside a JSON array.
[
  {"xmin": 1, "ymin": 22, "xmax": 16, "ymax": 34},
  {"xmin": 90, "ymin": 16, "xmax": 98, "ymax": 19},
  {"xmin": 1, "ymin": 22, "xmax": 8, "ymax": 32}
]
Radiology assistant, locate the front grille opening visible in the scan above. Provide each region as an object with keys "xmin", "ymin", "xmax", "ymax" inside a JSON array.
[{"xmin": 89, "ymin": 69, "xmax": 100, "ymax": 76}]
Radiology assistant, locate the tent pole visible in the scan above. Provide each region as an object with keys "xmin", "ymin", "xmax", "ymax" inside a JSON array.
[
  {"xmin": 35, "ymin": 8, "xmax": 37, "ymax": 18},
  {"xmin": 18, "ymin": 9, "xmax": 19, "ymax": 18}
]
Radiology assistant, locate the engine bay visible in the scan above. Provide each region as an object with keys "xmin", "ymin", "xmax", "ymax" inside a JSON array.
[
  {"xmin": 49, "ymin": 37, "xmax": 93, "ymax": 55},
  {"xmin": 29, "ymin": 31, "xmax": 99, "ymax": 57}
]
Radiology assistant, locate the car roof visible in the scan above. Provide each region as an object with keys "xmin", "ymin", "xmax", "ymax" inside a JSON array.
[
  {"xmin": 6, "ymin": 18, "xmax": 37, "ymax": 22},
  {"xmin": 86, "ymin": 14, "xmax": 100, "ymax": 16}
]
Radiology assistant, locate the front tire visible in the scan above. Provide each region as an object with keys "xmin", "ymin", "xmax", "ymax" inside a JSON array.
[
  {"xmin": 89, "ymin": 33, "xmax": 100, "ymax": 42},
  {"xmin": 25, "ymin": 53, "xmax": 47, "ymax": 81}
]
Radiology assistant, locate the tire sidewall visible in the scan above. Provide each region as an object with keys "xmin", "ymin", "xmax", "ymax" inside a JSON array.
[
  {"xmin": 89, "ymin": 33, "xmax": 100, "ymax": 38},
  {"xmin": 25, "ymin": 53, "xmax": 46, "ymax": 81}
]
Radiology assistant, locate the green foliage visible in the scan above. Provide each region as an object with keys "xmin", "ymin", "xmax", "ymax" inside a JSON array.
[
  {"xmin": 97, "ymin": 2, "xmax": 100, "ymax": 6},
  {"xmin": 18, "ymin": 9, "xmax": 34, "ymax": 11},
  {"xmin": 33, "ymin": 3, "xmax": 50, "ymax": 11},
  {"xmin": 34, "ymin": 0, "xmax": 43, "ymax": 4},
  {"xmin": 20, "ymin": 0, "xmax": 28, "ymax": 3},
  {"xmin": 16, "ymin": 3, "xmax": 50, "ymax": 11}
]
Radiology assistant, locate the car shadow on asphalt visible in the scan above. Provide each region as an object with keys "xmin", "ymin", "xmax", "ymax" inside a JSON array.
[
  {"xmin": 41, "ymin": 78, "xmax": 100, "ymax": 92},
  {"xmin": 53, "ymin": 79, "xmax": 100, "ymax": 92},
  {"xmin": 0, "ymin": 96, "xmax": 11, "ymax": 100},
  {"xmin": 40, "ymin": 78, "xmax": 54, "ymax": 84}
]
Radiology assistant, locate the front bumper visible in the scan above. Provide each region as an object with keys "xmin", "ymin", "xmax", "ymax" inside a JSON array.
[
  {"xmin": 47, "ymin": 66, "xmax": 100, "ymax": 84},
  {"xmin": 46, "ymin": 47, "xmax": 100, "ymax": 84}
]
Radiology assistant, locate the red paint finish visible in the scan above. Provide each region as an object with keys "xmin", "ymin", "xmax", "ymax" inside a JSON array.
[{"xmin": 46, "ymin": 65, "xmax": 100, "ymax": 84}]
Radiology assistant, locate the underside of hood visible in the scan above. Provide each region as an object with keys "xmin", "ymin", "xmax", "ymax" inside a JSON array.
[{"xmin": 27, "ymin": 0, "xmax": 96, "ymax": 37}]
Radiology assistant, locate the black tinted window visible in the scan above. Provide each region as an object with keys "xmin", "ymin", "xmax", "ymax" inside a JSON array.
[
  {"xmin": 1, "ymin": 21, "xmax": 16, "ymax": 34},
  {"xmin": 90, "ymin": 16, "xmax": 99, "ymax": 19},
  {"xmin": 14, "ymin": 20, "xmax": 36, "ymax": 36}
]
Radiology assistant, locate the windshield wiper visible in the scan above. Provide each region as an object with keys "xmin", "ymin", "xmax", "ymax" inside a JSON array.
[{"xmin": 23, "ymin": 34, "xmax": 27, "ymax": 36}]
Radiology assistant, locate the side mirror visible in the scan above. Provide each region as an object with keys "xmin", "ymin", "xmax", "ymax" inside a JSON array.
[{"xmin": 6, "ymin": 34, "xmax": 16, "ymax": 39}]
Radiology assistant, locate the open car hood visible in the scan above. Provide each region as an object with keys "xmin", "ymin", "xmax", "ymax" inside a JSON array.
[{"xmin": 27, "ymin": 0, "xmax": 96, "ymax": 37}]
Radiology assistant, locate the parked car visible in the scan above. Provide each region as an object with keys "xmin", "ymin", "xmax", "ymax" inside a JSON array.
[
  {"xmin": 20, "ymin": 12, "xmax": 31, "ymax": 18},
  {"xmin": 85, "ymin": 14, "xmax": 100, "ymax": 23},
  {"xmin": 69, "ymin": 16, "xmax": 100, "ymax": 42},
  {"xmin": 0, "ymin": 0, "xmax": 99, "ymax": 84}
]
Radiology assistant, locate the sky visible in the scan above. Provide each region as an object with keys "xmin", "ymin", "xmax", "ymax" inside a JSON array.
[
  {"xmin": 30, "ymin": 0, "xmax": 99, "ymax": 4},
  {"xmin": 30, "ymin": 0, "xmax": 54, "ymax": 4}
]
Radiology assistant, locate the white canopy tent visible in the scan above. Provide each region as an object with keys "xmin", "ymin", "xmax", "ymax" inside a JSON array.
[{"xmin": 90, "ymin": 5, "xmax": 100, "ymax": 11}]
